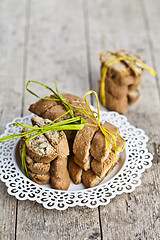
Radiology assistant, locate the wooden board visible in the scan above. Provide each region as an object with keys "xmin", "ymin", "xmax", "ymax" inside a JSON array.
[{"xmin": 0, "ymin": 0, "xmax": 160, "ymax": 239}]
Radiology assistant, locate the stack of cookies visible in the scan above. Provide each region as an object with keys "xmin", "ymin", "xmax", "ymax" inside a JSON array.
[
  {"xmin": 29, "ymin": 93, "xmax": 89, "ymax": 147},
  {"xmin": 68, "ymin": 120, "xmax": 124, "ymax": 188},
  {"xmin": 99, "ymin": 50, "xmax": 143, "ymax": 114},
  {"xmin": 19, "ymin": 116, "xmax": 70, "ymax": 190},
  {"xmin": 22, "ymin": 92, "xmax": 125, "ymax": 189}
]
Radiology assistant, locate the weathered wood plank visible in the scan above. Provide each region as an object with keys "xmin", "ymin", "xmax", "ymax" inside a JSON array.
[
  {"xmin": 141, "ymin": 0, "xmax": 160, "ymax": 95},
  {"xmin": 17, "ymin": 201, "xmax": 101, "ymax": 240},
  {"xmin": 23, "ymin": 0, "xmax": 91, "ymax": 116},
  {"xmin": 0, "ymin": 1, "xmax": 27, "ymax": 239},
  {"xmin": 16, "ymin": 1, "xmax": 101, "ymax": 240},
  {"xmin": 87, "ymin": 0, "xmax": 160, "ymax": 239}
]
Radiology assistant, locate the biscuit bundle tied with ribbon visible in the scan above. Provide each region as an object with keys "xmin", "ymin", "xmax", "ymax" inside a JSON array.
[
  {"xmin": 68, "ymin": 90, "xmax": 125, "ymax": 188},
  {"xmin": 0, "ymin": 112, "xmax": 85, "ymax": 190},
  {"xmin": 99, "ymin": 49, "xmax": 156, "ymax": 113},
  {"xmin": 0, "ymin": 81, "xmax": 125, "ymax": 190}
]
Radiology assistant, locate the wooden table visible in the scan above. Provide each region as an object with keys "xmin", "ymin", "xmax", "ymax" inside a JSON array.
[{"xmin": 0, "ymin": 0, "xmax": 159, "ymax": 239}]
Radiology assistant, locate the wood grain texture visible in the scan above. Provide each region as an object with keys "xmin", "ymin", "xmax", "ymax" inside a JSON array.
[
  {"xmin": 141, "ymin": 0, "xmax": 160, "ymax": 95},
  {"xmin": 16, "ymin": 201, "xmax": 101, "ymax": 240},
  {"xmin": 16, "ymin": 1, "xmax": 101, "ymax": 240},
  {"xmin": 0, "ymin": 1, "xmax": 27, "ymax": 240},
  {"xmin": 87, "ymin": 0, "xmax": 160, "ymax": 239},
  {"xmin": 0, "ymin": 0, "xmax": 160, "ymax": 239},
  {"xmin": 23, "ymin": 0, "xmax": 90, "ymax": 116}
]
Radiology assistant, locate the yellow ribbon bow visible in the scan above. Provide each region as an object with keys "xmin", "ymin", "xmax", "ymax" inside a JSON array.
[
  {"xmin": 80, "ymin": 90, "xmax": 125, "ymax": 157},
  {"xmin": 99, "ymin": 51, "xmax": 157, "ymax": 106}
]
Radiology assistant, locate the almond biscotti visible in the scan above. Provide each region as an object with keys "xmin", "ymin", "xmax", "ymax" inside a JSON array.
[
  {"xmin": 50, "ymin": 156, "xmax": 71, "ymax": 190},
  {"xmin": 99, "ymin": 50, "xmax": 144, "ymax": 113},
  {"xmin": 29, "ymin": 93, "xmax": 88, "ymax": 142},
  {"xmin": 91, "ymin": 121, "xmax": 120, "ymax": 162},
  {"xmin": 31, "ymin": 116, "xmax": 69, "ymax": 157},
  {"xmin": 82, "ymin": 169, "xmax": 102, "ymax": 188},
  {"xmin": 69, "ymin": 119, "xmax": 124, "ymax": 188},
  {"xmin": 28, "ymin": 170, "xmax": 51, "ymax": 185},
  {"xmin": 19, "ymin": 139, "xmax": 50, "ymax": 176},
  {"xmin": 22, "ymin": 126, "xmax": 58, "ymax": 163},
  {"xmin": 19, "ymin": 117, "xmax": 70, "ymax": 189},
  {"xmin": 68, "ymin": 157, "xmax": 83, "ymax": 185},
  {"xmin": 26, "ymin": 155, "xmax": 50, "ymax": 175},
  {"xmin": 82, "ymin": 152, "xmax": 120, "ymax": 188},
  {"xmin": 91, "ymin": 152, "xmax": 120, "ymax": 178},
  {"xmin": 74, "ymin": 155, "xmax": 91, "ymax": 171},
  {"xmin": 73, "ymin": 119, "xmax": 98, "ymax": 164},
  {"xmin": 29, "ymin": 95, "xmax": 58, "ymax": 116},
  {"xmin": 29, "ymin": 93, "xmax": 86, "ymax": 120}
]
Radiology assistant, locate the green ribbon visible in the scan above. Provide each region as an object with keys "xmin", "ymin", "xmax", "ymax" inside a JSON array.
[
  {"xmin": 26, "ymin": 80, "xmax": 74, "ymax": 117},
  {"xmin": 0, "ymin": 113, "xmax": 85, "ymax": 178}
]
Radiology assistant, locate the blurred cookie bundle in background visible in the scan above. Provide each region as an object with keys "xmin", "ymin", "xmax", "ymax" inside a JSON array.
[{"xmin": 99, "ymin": 50, "xmax": 144, "ymax": 113}]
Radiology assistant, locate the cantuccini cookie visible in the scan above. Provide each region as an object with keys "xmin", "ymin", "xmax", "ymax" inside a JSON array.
[
  {"xmin": 68, "ymin": 157, "xmax": 83, "ymax": 184},
  {"xmin": 28, "ymin": 170, "xmax": 50, "ymax": 185},
  {"xmin": 50, "ymin": 156, "xmax": 71, "ymax": 190},
  {"xmin": 31, "ymin": 116, "xmax": 69, "ymax": 157},
  {"xmin": 22, "ymin": 126, "xmax": 58, "ymax": 163},
  {"xmin": 73, "ymin": 119, "xmax": 98, "ymax": 164},
  {"xmin": 91, "ymin": 121, "xmax": 119, "ymax": 162},
  {"xmin": 99, "ymin": 50, "xmax": 144, "ymax": 113}
]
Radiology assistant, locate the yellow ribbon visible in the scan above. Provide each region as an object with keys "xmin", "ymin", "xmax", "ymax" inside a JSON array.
[
  {"xmin": 99, "ymin": 51, "xmax": 157, "ymax": 106},
  {"xmin": 79, "ymin": 90, "xmax": 125, "ymax": 157}
]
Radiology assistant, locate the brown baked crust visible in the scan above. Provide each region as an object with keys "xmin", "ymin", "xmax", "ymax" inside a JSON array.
[
  {"xmin": 29, "ymin": 93, "xmax": 85, "ymax": 119},
  {"xmin": 28, "ymin": 170, "xmax": 50, "ymax": 185},
  {"xmin": 82, "ymin": 153, "xmax": 120, "ymax": 188},
  {"xmin": 128, "ymin": 77, "xmax": 141, "ymax": 91},
  {"xmin": 91, "ymin": 152, "xmax": 120, "ymax": 178},
  {"xmin": 68, "ymin": 157, "xmax": 83, "ymax": 184},
  {"xmin": 74, "ymin": 155, "xmax": 91, "ymax": 171},
  {"xmin": 29, "ymin": 95, "xmax": 58, "ymax": 116},
  {"xmin": 91, "ymin": 121, "xmax": 119, "ymax": 162},
  {"xmin": 42, "ymin": 105, "xmax": 69, "ymax": 121},
  {"xmin": 61, "ymin": 93, "xmax": 85, "ymax": 104},
  {"xmin": 103, "ymin": 91, "xmax": 128, "ymax": 114},
  {"xmin": 31, "ymin": 116, "xmax": 69, "ymax": 157},
  {"xmin": 100, "ymin": 50, "xmax": 143, "ymax": 82},
  {"xmin": 21, "ymin": 126, "xmax": 58, "ymax": 163},
  {"xmin": 50, "ymin": 156, "xmax": 71, "ymax": 190},
  {"xmin": 102, "ymin": 78, "xmax": 128, "ymax": 99},
  {"xmin": 25, "ymin": 155, "xmax": 50, "ymax": 175},
  {"xmin": 99, "ymin": 50, "xmax": 143, "ymax": 113},
  {"xmin": 73, "ymin": 119, "xmax": 98, "ymax": 163},
  {"xmin": 29, "ymin": 93, "xmax": 87, "ymax": 142},
  {"xmin": 128, "ymin": 89, "xmax": 140, "ymax": 105},
  {"xmin": 82, "ymin": 169, "xmax": 102, "ymax": 188}
]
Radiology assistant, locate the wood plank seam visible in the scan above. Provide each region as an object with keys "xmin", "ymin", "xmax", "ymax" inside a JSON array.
[
  {"xmin": 98, "ymin": 206, "xmax": 103, "ymax": 240},
  {"xmin": 14, "ymin": 200, "xmax": 18, "ymax": 240},
  {"xmin": 21, "ymin": 0, "xmax": 31, "ymax": 117},
  {"xmin": 140, "ymin": 0, "xmax": 160, "ymax": 98},
  {"xmin": 15, "ymin": 1, "xmax": 31, "ymax": 240},
  {"xmin": 83, "ymin": 0, "xmax": 93, "ymax": 105}
]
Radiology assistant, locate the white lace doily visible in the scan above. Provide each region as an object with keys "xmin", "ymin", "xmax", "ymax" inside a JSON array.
[{"xmin": 0, "ymin": 108, "xmax": 153, "ymax": 210}]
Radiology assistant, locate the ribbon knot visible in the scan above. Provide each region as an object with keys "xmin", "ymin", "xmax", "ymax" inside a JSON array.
[
  {"xmin": 79, "ymin": 90, "xmax": 125, "ymax": 157},
  {"xmin": 0, "ymin": 113, "xmax": 86, "ymax": 178},
  {"xmin": 26, "ymin": 80, "xmax": 74, "ymax": 118},
  {"xmin": 99, "ymin": 50, "xmax": 157, "ymax": 106}
]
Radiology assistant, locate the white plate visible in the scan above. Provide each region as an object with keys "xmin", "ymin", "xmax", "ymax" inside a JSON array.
[{"xmin": 0, "ymin": 108, "xmax": 153, "ymax": 210}]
